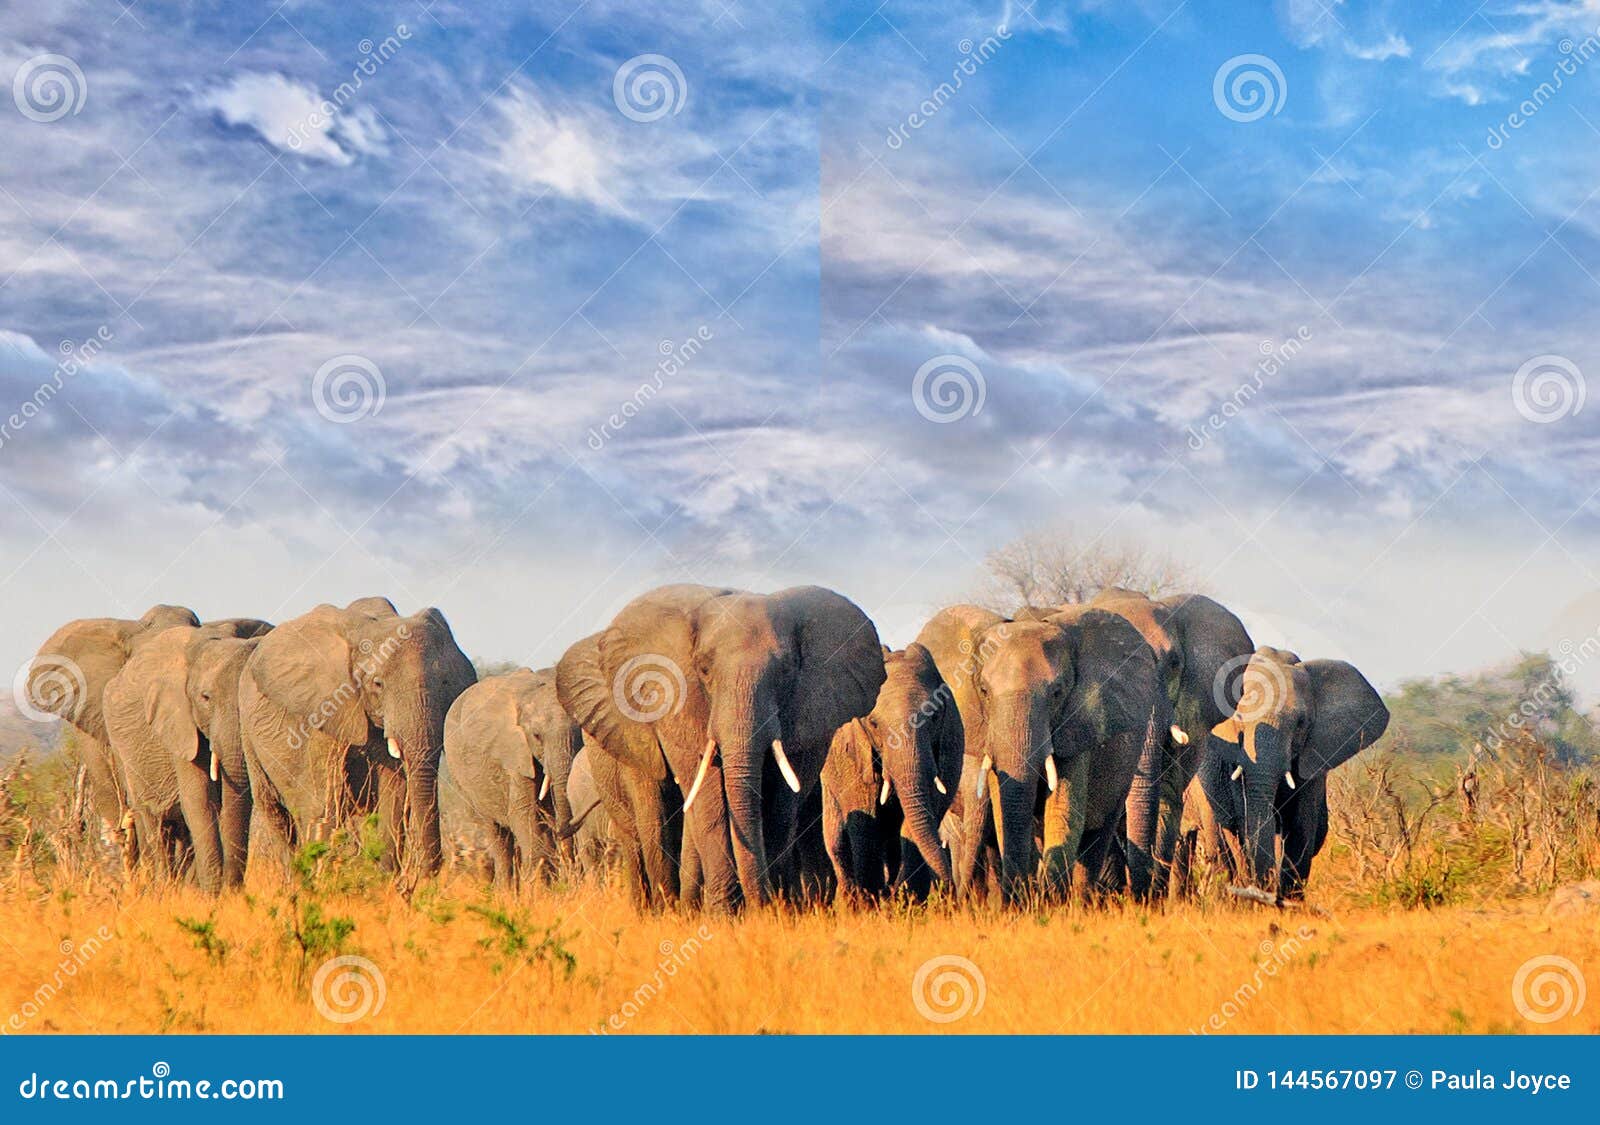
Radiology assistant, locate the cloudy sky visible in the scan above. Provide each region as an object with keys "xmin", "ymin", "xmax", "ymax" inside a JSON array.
[{"xmin": 4, "ymin": 0, "xmax": 1600, "ymax": 707}]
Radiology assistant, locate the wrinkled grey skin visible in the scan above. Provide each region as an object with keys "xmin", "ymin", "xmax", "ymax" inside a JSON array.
[
  {"xmin": 558, "ymin": 584, "xmax": 884, "ymax": 912},
  {"xmin": 443, "ymin": 667, "xmax": 580, "ymax": 890},
  {"xmin": 240, "ymin": 597, "xmax": 476, "ymax": 879},
  {"xmin": 821, "ymin": 644, "xmax": 961, "ymax": 900},
  {"xmin": 28, "ymin": 605, "xmax": 204, "ymax": 869},
  {"xmin": 564, "ymin": 743, "xmax": 612, "ymax": 877},
  {"xmin": 103, "ymin": 620, "xmax": 273, "ymax": 892},
  {"xmin": 1087, "ymin": 589, "xmax": 1255, "ymax": 899},
  {"xmin": 1198, "ymin": 647, "xmax": 1389, "ymax": 899},
  {"xmin": 918, "ymin": 604, "xmax": 1156, "ymax": 902}
]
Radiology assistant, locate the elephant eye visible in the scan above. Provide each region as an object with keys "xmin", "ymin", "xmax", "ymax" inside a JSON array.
[
  {"xmin": 371, "ymin": 676, "xmax": 385, "ymax": 690},
  {"xmin": 200, "ymin": 691, "xmax": 212, "ymax": 702}
]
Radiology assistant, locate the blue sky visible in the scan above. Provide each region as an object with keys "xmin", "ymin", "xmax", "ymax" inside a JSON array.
[{"xmin": 4, "ymin": 0, "xmax": 1600, "ymax": 700}]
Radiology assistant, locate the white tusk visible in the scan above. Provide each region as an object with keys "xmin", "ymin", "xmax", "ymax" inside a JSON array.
[
  {"xmin": 1044, "ymin": 754, "xmax": 1058, "ymax": 793},
  {"xmin": 682, "ymin": 739, "xmax": 717, "ymax": 812},
  {"xmin": 879, "ymin": 777, "xmax": 891, "ymax": 806},
  {"xmin": 538, "ymin": 773, "xmax": 550, "ymax": 801},
  {"xmin": 209, "ymin": 754, "xmax": 219, "ymax": 783},
  {"xmin": 1231, "ymin": 765, "xmax": 1244, "ymax": 781},
  {"xmin": 771, "ymin": 739, "xmax": 801, "ymax": 794},
  {"xmin": 1170, "ymin": 724, "xmax": 1190, "ymax": 746},
  {"xmin": 974, "ymin": 754, "xmax": 992, "ymax": 799},
  {"xmin": 933, "ymin": 776, "xmax": 947, "ymax": 796},
  {"xmin": 386, "ymin": 736, "xmax": 401, "ymax": 760},
  {"xmin": 1284, "ymin": 771, "xmax": 1296, "ymax": 789}
]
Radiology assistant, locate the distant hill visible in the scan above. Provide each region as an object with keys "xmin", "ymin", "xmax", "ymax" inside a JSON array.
[{"xmin": 0, "ymin": 698, "xmax": 60, "ymax": 761}]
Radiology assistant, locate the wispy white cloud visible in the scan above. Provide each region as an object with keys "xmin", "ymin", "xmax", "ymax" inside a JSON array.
[{"xmin": 198, "ymin": 72, "xmax": 388, "ymax": 165}]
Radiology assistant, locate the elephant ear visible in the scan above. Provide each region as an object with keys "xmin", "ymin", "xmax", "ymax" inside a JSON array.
[
  {"xmin": 1158, "ymin": 593, "xmax": 1254, "ymax": 728},
  {"xmin": 104, "ymin": 629, "xmax": 199, "ymax": 769},
  {"xmin": 911, "ymin": 646, "xmax": 966, "ymax": 784},
  {"xmin": 915, "ymin": 606, "xmax": 1004, "ymax": 759},
  {"xmin": 1054, "ymin": 608, "xmax": 1157, "ymax": 741},
  {"xmin": 28, "ymin": 618, "xmax": 143, "ymax": 739},
  {"xmin": 247, "ymin": 611, "xmax": 369, "ymax": 749},
  {"xmin": 347, "ymin": 596, "xmax": 399, "ymax": 618},
  {"xmin": 602, "ymin": 593, "xmax": 710, "ymax": 766},
  {"xmin": 448, "ymin": 677, "xmax": 537, "ymax": 780},
  {"xmin": 775, "ymin": 586, "xmax": 885, "ymax": 751},
  {"xmin": 1206, "ymin": 715, "xmax": 1249, "ymax": 768},
  {"xmin": 555, "ymin": 632, "xmax": 662, "ymax": 777},
  {"xmin": 1298, "ymin": 659, "xmax": 1389, "ymax": 778}
]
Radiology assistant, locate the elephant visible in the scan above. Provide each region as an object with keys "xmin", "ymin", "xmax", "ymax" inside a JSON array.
[
  {"xmin": 26, "ymin": 605, "xmax": 205, "ymax": 868},
  {"xmin": 1086, "ymin": 588, "xmax": 1255, "ymax": 898},
  {"xmin": 820, "ymin": 643, "xmax": 961, "ymax": 900},
  {"xmin": 238, "ymin": 597, "xmax": 475, "ymax": 879},
  {"xmin": 564, "ymin": 742, "xmax": 612, "ymax": 877},
  {"xmin": 916, "ymin": 604, "xmax": 1156, "ymax": 902},
  {"xmin": 1197, "ymin": 646, "xmax": 1389, "ymax": 900},
  {"xmin": 556, "ymin": 584, "xmax": 884, "ymax": 911},
  {"xmin": 442, "ymin": 666, "xmax": 580, "ymax": 890},
  {"xmin": 102, "ymin": 619, "xmax": 273, "ymax": 892}
]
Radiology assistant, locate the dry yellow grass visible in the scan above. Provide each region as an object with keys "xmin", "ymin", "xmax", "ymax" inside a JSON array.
[{"xmin": 2, "ymin": 873, "xmax": 1596, "ymax": 1035}]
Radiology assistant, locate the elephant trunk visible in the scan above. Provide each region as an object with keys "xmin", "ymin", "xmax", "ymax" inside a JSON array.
[
  {"xmin": 717, "ymin": 681, "xmax": 779, "ymax": 908},
  {"xmin": 990, "ymin": 700, "xmax": 1048, "ymax": 898},
  {"xmin": 210, "ymin": 701, "xmax": 250, "ymax": 889},
  {"xmin": 388, "ymin": 692, "xmax": 445, "ymax": 877},
  {"xmin": 892, "ymin": 726, "xmax": 952, "ymax": 885},
  {"xmin": 545, "ymin": 722, "xmax": 580, "ymax": 859},
  {"xmin": 1241, "ymin": 722, "xmax": 1285, "ymax": 892},
  {"xmin": 1124, "ymin": 694, "xmax": 1175, "ymax": 899}
]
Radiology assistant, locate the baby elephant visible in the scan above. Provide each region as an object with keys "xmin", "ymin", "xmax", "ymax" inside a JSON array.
[
  {"xmin": 821, "ymin": 644, "xmax": 962, "ymax": 899},
  {"xmin": 443, "ymin": 667, "xmax": 582, "ymax": 890}
]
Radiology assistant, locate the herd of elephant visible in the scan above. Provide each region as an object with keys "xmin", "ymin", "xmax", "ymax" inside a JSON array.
[{"xmin": 24, "ymin": 583, "xmax": 1390, "ymax": 911}]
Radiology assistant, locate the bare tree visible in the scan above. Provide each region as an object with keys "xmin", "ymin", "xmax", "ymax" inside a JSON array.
[{"xmin": 971, "ymin": 525, "xmax": 1201, "ymax": 614}]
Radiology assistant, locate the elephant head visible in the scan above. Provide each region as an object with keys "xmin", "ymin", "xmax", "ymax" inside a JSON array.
[
  {"xmin": 102, "ymin": 619, "xmax": 272, "ymax": 891},
  {"xmin": 823, "ymin": 643, "xmax": 963, "ymax": 893},
  {"xmin": 561, "ymin": 584, "xmax": 884, "ymax": 909},
  {"xmin": 1205, "ymin": 647, "xmax": 1388, "ymax": 891},
  {"xmin": 245, "ymin": 598, "xmax": 476, "ymax": 876}
]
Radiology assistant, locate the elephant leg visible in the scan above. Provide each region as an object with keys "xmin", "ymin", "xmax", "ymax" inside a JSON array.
[
  {"xmin": 822, "ymin": 793, "xmax": 853, "ymax": 895},
  {"xmin": 842, "ymin": 811, "xmax": 883, "ymax": 896},
  {"xmin": 132, "ymin": 808, "xmax": 172, "ymax": 884},
  {"xmin": 682, "ymin": 761, "xmax": 737, "ymax": 911},
  {"xmin": 625, "ymin": 771, "xmax": 677, "ymax": 909},
  {"xmin": 174, "ymin": 762, "xmax": 224, "ymax": 895},
  {"xmin": 505, "ymin": 777, "xmax": 547, "ymax": 892},
  {"xmin": 1040, "ymin": 753, "xmax": 1090, "ymax": 900},
  {"xmin": 1150, "ymin": 739, "xmax": 1195, "ymax": 898},
  {"xmin": 1279, "ymin": 775, "xmax": 1328, "ymax": 902},
  {"xmin": 1077, "ymin": 822, "xmax": 1121, "ymax": 900},
  {"xmin": 486, "ymin": 826, "xmax": 515, "ymax": 890}
]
